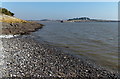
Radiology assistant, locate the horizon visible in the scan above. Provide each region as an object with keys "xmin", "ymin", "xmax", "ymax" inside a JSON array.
[{"xmin": 2, "ymin": 2, "xmax": 118, "ymax": 20}]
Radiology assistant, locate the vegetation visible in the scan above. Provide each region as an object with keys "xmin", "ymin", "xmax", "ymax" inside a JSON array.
[
  {"xmin": 0, "ymin": 8, "xmax": 29, "ymax": 23},
  {"xmin": 0, "ymin": 8, "xmax": 14, "ymax": 16},
  {"xmin": 68, "ymin": 17, "xmax": 91, "ymax": 21},
  {"xmin": 1, "ymin": 18, "xmax": 28, "ymax": 23}
]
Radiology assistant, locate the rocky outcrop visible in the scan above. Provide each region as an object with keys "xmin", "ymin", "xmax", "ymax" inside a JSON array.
[
  {"xmin": 2, "ymin": 22, "xmax": 43, "ymax": 35},
  {"xmin": 0, "ymin": 14, "xmax": 43, "ymax": 35}
]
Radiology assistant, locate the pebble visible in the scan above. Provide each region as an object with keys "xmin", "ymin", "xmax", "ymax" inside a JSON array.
[{"xmin": 0, "ymin": 36, "xmax": 119, "ymax": 78}]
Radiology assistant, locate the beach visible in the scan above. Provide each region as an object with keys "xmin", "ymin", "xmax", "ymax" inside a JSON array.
[
  {"xmin": 0, "ymin": 35, "xmax": 119, "ymax": 78},
  {"xmin": 0, "ymin": 2, "xmax": 119, "ymax": 78},
  {"xmin": 0, "ymin": 16, "xmax": 119, "ymax": 78}
]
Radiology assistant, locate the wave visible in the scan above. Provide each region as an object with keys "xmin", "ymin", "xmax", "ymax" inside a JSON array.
[{"xmin": 0, "ymin": 35, "xmax": 19, "ymax": 38}]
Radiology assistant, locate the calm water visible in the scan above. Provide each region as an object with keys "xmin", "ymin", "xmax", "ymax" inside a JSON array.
[{"xmin": 32, "ymin": 21, "xmax": 118, "ymax": 71}]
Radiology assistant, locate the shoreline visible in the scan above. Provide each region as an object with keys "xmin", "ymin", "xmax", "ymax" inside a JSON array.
[
  {"xmin": 66, "ymin": 20, "xmax": 120, "ymax": 22},
  {"xmin": 0, "ymin": 35, "xmax": 119, "ymax": 78},
  {"xmin": 0, "ymin": 21, "xmax": 119, "ymax": 78},
  {"xmin": 1, "ymin": 22, "xmax": 44, "ymax": 35},
  {"xmin": 0, "ymin": 35, "xmax": 19, "ymax": 38}
]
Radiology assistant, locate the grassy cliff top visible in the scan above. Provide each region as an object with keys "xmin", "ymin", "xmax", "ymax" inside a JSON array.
[{"xmin": 0, "ymin": 14, "xmax": 28, "ymax": 23}]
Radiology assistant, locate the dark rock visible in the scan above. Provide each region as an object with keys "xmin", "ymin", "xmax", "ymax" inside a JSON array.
[{"xmin": 2, "ymin": 22, "xmax": 44, "ymax": 35}]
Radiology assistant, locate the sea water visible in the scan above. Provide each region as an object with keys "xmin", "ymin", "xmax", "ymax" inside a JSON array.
[{"xmin": 33, "ymin": 21, "xmax": 118, "ymax": 72}]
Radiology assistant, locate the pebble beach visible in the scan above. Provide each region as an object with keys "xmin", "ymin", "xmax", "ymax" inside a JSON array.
[
  {"xmin": 0, "ymin": 15, "xmax": 119, "ymax": 78},
  {"xmin": 0, "ymin": 35, "xmax": 119, "ymax": 78}
]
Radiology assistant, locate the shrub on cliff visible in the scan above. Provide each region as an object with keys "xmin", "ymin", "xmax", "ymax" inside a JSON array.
[{"xmin": 0, "ymin": 8, "xmax": 14, "ymax": 16}]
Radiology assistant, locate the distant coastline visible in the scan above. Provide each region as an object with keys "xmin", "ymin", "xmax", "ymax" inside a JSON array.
[
  {"xmin": 31, "ymin": 17, "xmax": 119, "ymax": 23},
  {"xmin": 65, "ymin": 20, "xmax": 119, "ymax": 22},
  {"xmin": 65, "ymin": 17, "xmax": 119, "ymax": 22}
]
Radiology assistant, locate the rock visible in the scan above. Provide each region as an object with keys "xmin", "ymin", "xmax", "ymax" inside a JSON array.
[
  {"xmin": 2, "ymin": 22, "xmax": 44, "ymax": 35},
  {"xmin": 0, "ymin": 36, "xmax": 119, "ymax": 78}
]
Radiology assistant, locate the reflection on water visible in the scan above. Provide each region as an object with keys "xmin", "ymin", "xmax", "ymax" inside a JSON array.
[{"xmin": 32, "ymin": 21, "xmax": 118, "ymax": 71}]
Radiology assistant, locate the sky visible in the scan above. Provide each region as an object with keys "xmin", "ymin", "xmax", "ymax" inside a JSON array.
[{"xmin": 2, "ymin": 2, "xmax": 118, "ymax": 20}]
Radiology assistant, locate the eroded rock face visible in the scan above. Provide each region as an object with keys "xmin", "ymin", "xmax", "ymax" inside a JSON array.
[
  {"xmin": 1, "ymin": 36, "xmax": 119, "ymax": 78},
  {"xmin": 1, "ymin": 22, "xmax": 43, "ymax": 35}
]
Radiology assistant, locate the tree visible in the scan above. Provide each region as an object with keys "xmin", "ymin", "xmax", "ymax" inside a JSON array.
[{"xmin": 0, "ymin": 8, "xmax": 14, "ymax": 16}]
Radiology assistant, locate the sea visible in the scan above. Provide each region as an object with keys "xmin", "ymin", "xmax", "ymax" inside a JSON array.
[{"xmin": 32, "ymin": 21, "xmax": 118, "ymax": 72}]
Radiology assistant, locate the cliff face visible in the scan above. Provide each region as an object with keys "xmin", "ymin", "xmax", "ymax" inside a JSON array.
[{"xmin": 0, "ymin": 14, "xmax": 43, "ymax": 35}]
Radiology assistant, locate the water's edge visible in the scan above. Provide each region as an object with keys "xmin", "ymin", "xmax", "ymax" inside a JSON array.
[{"xmin": 32, "ymin": 21, "xmax": 118, "ymax": 72}]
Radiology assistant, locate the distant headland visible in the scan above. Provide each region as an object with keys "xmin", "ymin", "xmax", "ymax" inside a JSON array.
[
  {"xmin": 36, "ymin": 17, "xmax": 119, "ymax": 22},
  {"xmin": 65, "ymin": 17, "xmax": 119, "ymax": 22}
]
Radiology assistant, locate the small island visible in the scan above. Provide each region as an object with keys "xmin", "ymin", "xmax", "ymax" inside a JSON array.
[{"xmin": 66, "ymin": 17, "xmax": 119, "ymax": 22}]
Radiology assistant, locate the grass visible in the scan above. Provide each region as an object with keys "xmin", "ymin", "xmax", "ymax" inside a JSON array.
[
  {"xmin": 0, "ymin": 18, "xmax": 28, "ymax": 23},
  {"xmin": 0, "ymin": 14, "xmax": 28, "ymax": 23}
]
